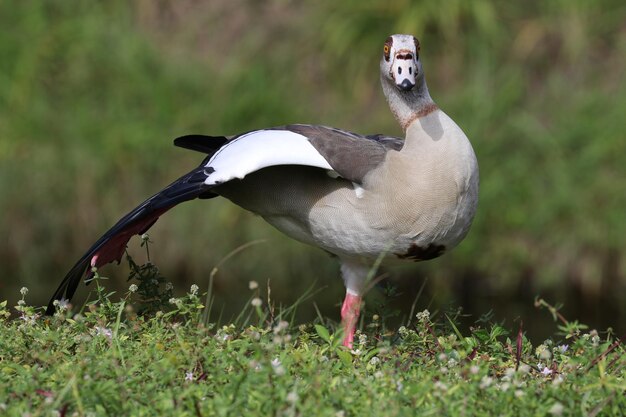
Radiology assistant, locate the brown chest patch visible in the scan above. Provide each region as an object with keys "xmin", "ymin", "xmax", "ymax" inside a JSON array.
[{"xmin": 396, "ymin": 243, "xmax": 446, "ymax": 261}]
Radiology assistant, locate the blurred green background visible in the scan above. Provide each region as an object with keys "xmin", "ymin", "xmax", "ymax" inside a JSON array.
[{"xmin": 1, "ymin": 0, "xmax": 624, "ymax": 339}]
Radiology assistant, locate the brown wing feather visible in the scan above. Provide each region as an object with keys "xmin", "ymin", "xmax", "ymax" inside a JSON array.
[{"xmin": 281, "ymin": 124, "xmax": 404, "ymax": 183}]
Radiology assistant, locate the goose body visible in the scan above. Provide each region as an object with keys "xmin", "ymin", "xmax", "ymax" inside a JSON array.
[
  {"xmin": 217, "ymin": 113, "xmax": 477, "ymax": 269},
  {"xmin": 48, "ymin": 35, "xmax": 479, "ymax": 347}
]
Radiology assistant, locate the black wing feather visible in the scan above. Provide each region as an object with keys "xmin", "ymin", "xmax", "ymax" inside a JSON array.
[
  {"xmin": 46, "ymin": 157, "xmax": 215, "ymax": 315},
  {"xmin": 174, "ymin": 135, "xmax": 229, "ymax": 154}
]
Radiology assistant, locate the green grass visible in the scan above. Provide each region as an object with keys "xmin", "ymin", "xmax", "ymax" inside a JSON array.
[{"xmin": 1, "ymin": 254, "xmax": 624, "ymax": 416}]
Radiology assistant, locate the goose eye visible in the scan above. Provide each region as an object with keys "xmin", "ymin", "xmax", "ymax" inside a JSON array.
[
  {"xmin": 413, "ymin": 36, "xmax": 421, "ymax": 53},
  {"xmin": 383, "ymin": 36, "xmax": 393, "ymax": 62}
]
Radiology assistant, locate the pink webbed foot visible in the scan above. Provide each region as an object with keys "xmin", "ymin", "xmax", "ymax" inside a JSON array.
[{"xmin": 341, "ymin": 292, "xmax": 362, "ymax": 349}]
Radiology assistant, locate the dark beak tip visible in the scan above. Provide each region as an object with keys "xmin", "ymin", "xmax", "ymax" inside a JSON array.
[{"xmin": 397, "ymin": 79, "xmax": 415, "ymax": 91}]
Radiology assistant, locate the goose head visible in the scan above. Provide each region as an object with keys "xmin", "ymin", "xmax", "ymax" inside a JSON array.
[{"xmin": 380, "ymin": 34, "xmax": 422, "ymax": 92}]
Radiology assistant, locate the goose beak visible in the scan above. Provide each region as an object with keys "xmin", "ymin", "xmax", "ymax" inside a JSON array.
[
  {"xmin": 392, "ymin": 52, "xmax": 416, "ymax": 92},
  {"xmin": 397, "ymin": 78, "xmax": 415, "ymax": 91}
]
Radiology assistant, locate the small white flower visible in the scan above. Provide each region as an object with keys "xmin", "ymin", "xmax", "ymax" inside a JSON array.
[
  {"xmin": 369, "ymin": 356, "xmax": 380, "ymax": 366},
  {"xmin": 249, "ymin": 281, "xmax": 259, "ymax": 290},
  {"xmin": 273, "ymin": 320, "xmax": 289, "ymax": 334},
  {"xmin": 557, "ymin": 344, "xmax": 569, "ymax": 353},
  {"xmin": 434, "ymin": 381, "xmax": 448, "ymax": 392},
  {"xmin": 470, "ymin": 365, "xmax": 480, "ymax": 375},
  {"xmin": 20, "ymin": 287, "xmax": 29, "ymax": 296},
  {"xmin": 499, "ymin": 382, "xmax": 510, "ymax": 392},
  {"xmin": 514, "ymin": 389, "xmax": 524, "ymax": 398},
  {"xmin": 358, "ymin": 332, "xmax": 367, "ymax": 346},
  {"xmin": 286, "ymin": 391, "xmax": 298, "ymax": 404},
  {"xmin": 55, "ymin": 299, "xmax": 70, "ymax": 312},
  {"xmin": 416, "ymin": 309, "xmax": 430, "ymax": 322},
  {"xmin": 271, "ymin": 358, "xmax": 282, "ymax": 367},
  {"xmin": 251, "ymin": 297, "xmax": 262, "ymax": 307},
  {"xmin": 94, "ymin": 326, "xmax": 113, "ymax": 339},
  {"xmin": 185, "ymin": 371, "xmax": 194, "ymax": 381},
  {"xmin": 141, "ymin": 233, "xmax": 149, "ymax": 241},
  {"xmin": 549, "ymin": 402, "xmax": 564, "ymax": 416},
  {"xmin": 165, "ymin": 282, "xmax": 174, "ymax": 291},
  {"xmin": 479, "ymin": 376, "xmax": 493, "ymax": 389},
  {"xmin": 20, "ymin": 314, "xmax": 37, "ymax": 326},
  {"xmin": 17, "ymin": 300, "xmax": 25, "ymax": 306},
  {"xmin": 273, "ymin": 365, "xmax": 285, "ymax": 376},
  {"xmin": 169, "ymin": 297, "xmax": 177, "ymax": 305},
  {"xmin": 190, "ymin": 284, "xmax": 199, "ymax": 295},
  {"xmin": 541, "ymin": 367, "xmax": 553, "ymax": 376},
  {"xmin": 503, "ymin": 367, "xmax": 516, "ymax": 380},
  {"xmin": 215, "ymin": 329, "xmax": 232, "ymax": 343},
  {"xmin": 440, "ymin": 366, "xmax": 448, "ymax": 374},
  {"xmin": 129, "ymin": 284, "xmax": 138, "ymax": 293}
]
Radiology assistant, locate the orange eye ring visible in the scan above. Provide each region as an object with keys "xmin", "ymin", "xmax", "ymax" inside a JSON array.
[{"xmin": 383, "ymin": 36, "xmax": 393, "ymax": 62}]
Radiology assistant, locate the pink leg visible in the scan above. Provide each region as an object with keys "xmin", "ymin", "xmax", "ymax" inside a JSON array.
[{"xmin": 341, "ymin": 292, "xmax": 362, "ymax": 348}]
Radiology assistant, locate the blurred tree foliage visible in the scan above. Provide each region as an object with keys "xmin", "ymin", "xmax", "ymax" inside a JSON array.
[{"xmin": 0, "ymin": 0, "xmax": 624, "ymax": 331}]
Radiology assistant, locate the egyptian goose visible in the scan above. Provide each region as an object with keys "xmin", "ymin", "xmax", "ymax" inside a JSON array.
[{"xmin": 48, "ymin": 34, "xmax": 479, "ymax": 348}]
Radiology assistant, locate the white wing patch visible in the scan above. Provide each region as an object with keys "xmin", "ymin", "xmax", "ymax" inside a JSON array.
[
  {"xmin": 352, "ymin": 182, "xmax": 365, "ymax": 198},
  {"xmin": 204, "ymin": 130, "xmax": 333, "ymax": 185}
]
